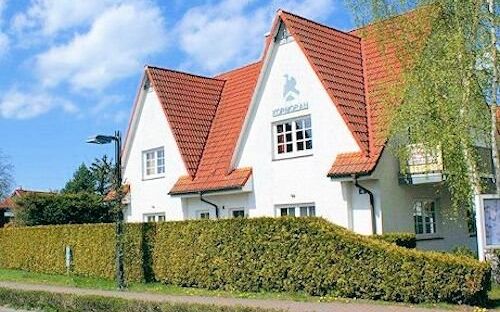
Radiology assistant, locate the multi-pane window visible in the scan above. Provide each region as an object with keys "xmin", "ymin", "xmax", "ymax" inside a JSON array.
[
  {"xmin": 231, "ymin": 209, "xmax": 246, "ymax": 218},
  {"xmin": 143, "ymin": 213, "xmax": 166, "ymax": 223},
  {"xmin": 143, "ymin": 148, "xmax": 165, "ymax": 178},
  {"xmin": 278, "ymin": 204, "xmax": 315, "ymax": 217},
  {"xmin": 275, "ymin": 116, "xmax": 312, "ymax": 158},
  {"xmin": 413, "ymin": 200, "xmax": 437, "ymax": 235},
  {"xmin": 198, "ymin": 211, "xmax": 210, "ymax": 220}
]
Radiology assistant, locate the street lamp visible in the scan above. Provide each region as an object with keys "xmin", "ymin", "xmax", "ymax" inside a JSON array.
[{"xmin": 86, "ymin": 131, "xmax": 125, "ymax": 290}]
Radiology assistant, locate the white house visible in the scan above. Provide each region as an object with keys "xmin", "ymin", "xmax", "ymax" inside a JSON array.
[{"xmin": 121, "ymin": 9, "xmax": 482, "ymax": 251}]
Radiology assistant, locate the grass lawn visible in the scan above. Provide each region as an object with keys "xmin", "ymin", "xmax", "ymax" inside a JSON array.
[{"xmin": 0, "ymin": 268, "xmax": 496, "ymax": 310}]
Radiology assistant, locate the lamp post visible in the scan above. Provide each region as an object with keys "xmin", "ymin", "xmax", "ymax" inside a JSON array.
[{"xmin": 86, "ymin": 131, "xmax": 125, "ymax": 290}]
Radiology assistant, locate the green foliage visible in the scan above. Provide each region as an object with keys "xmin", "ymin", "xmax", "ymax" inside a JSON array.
[
  {"xmin": 0, "ymin": 218, "xmax": 491, "ymax": 305},
  {"xmin": 13, "ymin": 193, "xmax": 114, "ymax": 226},
  {"xmin": 0, "ymin": 287, "xmax": 278, "ymax": 312},
  {"xmin": 0, "ymin": 223, "xmax": 146, "ymax": 281},
  {"xmin": 90, "ymin": 155, "xmax": 116, "ymax": 196},
  {"xmin": 451, "ymin": 246, "xmax": 477, "ymax": 259},
  {"xmin": 345, "ymin": 0, "xmax": 495, "ymax": 213},
  {"xmin": 372, "ymin": 233, "xmax": 416, "ymax": 248},
  {"xmin": 62, "ymin": 163, "xmax": 96, "ymax": 194}
]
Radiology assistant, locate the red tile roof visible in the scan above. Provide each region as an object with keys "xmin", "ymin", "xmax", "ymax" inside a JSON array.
[
  {"xmin": 0, "ymin": 189, "xmax": 55, "ymax": 209},
  {"xmin": 146, "ymin": 67, "xmax": 225, "ymax": 177},
  {"xmin": 329, "ymin": 8, "xmax": 431, "ymax": 177},
  {"xmin": 135, "ymin": 9, "xmax": 430, "ymax": 193},
  {"xmin": 170, "ymin": 62, "xmax": 261, "ymax": 194}
]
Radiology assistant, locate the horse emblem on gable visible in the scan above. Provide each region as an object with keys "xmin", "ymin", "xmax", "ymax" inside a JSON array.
[{"xmin": 283, "ymin": 74, "xmax": 300, "ymax": 102}]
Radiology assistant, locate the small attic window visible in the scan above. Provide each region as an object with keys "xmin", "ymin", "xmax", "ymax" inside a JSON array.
[
  {"xmin": 143, "ymin": 79, "xmax": 153, "ymax": 93},
  {"xmin": 275, "ymin": 22, "xmax": 293, "ymax": 45}
]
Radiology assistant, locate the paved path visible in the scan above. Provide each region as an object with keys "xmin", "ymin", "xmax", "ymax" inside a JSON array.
[{"xmin": 0, "ymin": 281, "xmax": 468, "ymax": 312}]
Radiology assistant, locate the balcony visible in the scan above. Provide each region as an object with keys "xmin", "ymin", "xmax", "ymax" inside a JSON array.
[{"xmin": 399, "ymin": 144, "xmax": 444, "ymax": 185}]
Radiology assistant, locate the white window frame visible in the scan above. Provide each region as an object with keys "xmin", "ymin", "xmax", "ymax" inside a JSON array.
[
  {"xmin": 143, "ymin": 213, "xmax": 166, "ymax": 223},
  {"xmin": 412, "ymin": 199, "xmax": 439, "ymax": 238},
  {"xmin": 229, "ymin": 208, "xmax": 246, "ymax": 219},
  {"xmin": 197, "ymin": 210, "xmax": 210, "ymax": 220},
  {"xmin": 275, "ymin": 203, "xmax": 316, "ymax": 218},
  {"xmin": 142, "ymin": 147, "xmax": 165, "ymax": 180},
  {"xmin": 273, "ymin": 115, "xmax": 313, "ymax": 160}
]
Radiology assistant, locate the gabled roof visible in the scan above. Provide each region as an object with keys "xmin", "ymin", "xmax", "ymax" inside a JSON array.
[
  {"xmin": 146, "ymin": 67, "xmax": 225, "ymax": 176},
  {"xmin": 170, "ymin": 62, "xmax": 262, "ymax": 194},
  {"xmin": 0, "ymin": 189, "xmax": 55, "ymax": 209},
  {"xmin": 131, "ymin": 8, "xmax": 429, "ymax": 193}
]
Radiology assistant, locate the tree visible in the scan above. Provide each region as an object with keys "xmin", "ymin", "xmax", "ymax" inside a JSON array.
[
  {"xmin": 90, "ymin": 155, "xmax": 115, "ymax": 196},
  {"xmin": 13, "ymin": 192, "xmax": 114, "ymax": 226},
  {"xmin": 346, "ymin": 0, "xmax": 497, "ymax": 214},
  {"xmin": 62, "ymin": 163, "xmax": 95, "ymax": 194},
  {"xmin": 0, "ymin": 150, "xmax": 13, "ymax": 200}
]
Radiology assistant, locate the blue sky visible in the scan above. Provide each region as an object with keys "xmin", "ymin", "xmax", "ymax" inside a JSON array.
[{"xmin": 0, "ymin": 0, "xmax": 355, "ymax": 191}]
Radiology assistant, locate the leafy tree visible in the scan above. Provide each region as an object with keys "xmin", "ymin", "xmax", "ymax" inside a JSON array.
[
  {"xmin": 0, "ymin": 150, "xmax": 13, "ymax": 200},
  {"xmin": 346, "ymin": 0, "xmax": 498, "ymax": 214},
  {"xmin": 13, "ymin": 192, "xmax": 114, "ymax": 226},
  {"xmin": 90, "ymin": 155, "xmax": 115, "ymax": 196},
  {"xmin": 62, "ymin": 163, "xmax": 95, "ymax": 194}
]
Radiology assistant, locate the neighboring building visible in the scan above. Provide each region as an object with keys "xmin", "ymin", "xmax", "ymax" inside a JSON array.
[
  {"xmin": 122, "ymin": 9, "xmax": 483, "ymax": 251},
  {"xmin": 0, "ymin": 188, "xmax": 55, "ymax": 227}
]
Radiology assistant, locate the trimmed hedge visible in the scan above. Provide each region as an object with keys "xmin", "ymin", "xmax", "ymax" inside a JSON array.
[
  {"xmin": 0, "ymin": 223, "xmax": 148, "ymax": 282},
  {"xmin": 0, "ymin": 287, "xmax": 279, "ymax": 312},
  {"xmin": 372, "ymin": 233, "xmax": 416, "ymax": 249},
  {"xmin": 0, "ymin": 218, "xmax": 491, "ymax": 305}
]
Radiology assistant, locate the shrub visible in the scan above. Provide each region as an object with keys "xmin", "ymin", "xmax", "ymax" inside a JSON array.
[
  {"xmin": 451, "ymin": 246, "xmax": 477, "ymax": 259},
  {"xmin": 372, "ymin": 233, "xmax": 416, "ymax": 249},
  {"xmin": 152, "ymin": 218, "xmax": 490, "ymax": 305},
  {"xmin": 0, "ymin": 218, "xmax": 491, "ymax": 305},
  {"xmin": 0, "ymin": 287, "xmax": 279, "ymax": 312},
  {"xmin": 13, "ymin": 192, "xmax": 114, "ymax": 226},
  {"xmin": 0, "ymin": 223, "xmax": 147, "ymax": 282}
]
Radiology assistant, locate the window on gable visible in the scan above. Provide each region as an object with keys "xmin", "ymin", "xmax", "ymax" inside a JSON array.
[
  {"xmin": 275, "ymin": 22, "xmax": 293, "ymax": 44},
  {"xmin": 413, "ymin": 200, "xmax": 438, "ymax": 236},
  {"xmin": 143, "ymin": 147, "xmax": 165, "ymax": 179},
  {"xmin": 274, "ymin": 116, "xmax": 312, "ymax": 159}
]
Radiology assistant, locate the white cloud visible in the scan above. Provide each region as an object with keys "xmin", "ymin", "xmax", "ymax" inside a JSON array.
[
  {"xmin": 0, "ymin": 88, "xmax": 77, "ymax": 119},
  {"xmin": 11, "ymin": 0, "xmax": 127, "ymax": 37},
  {"xmin": 176, "ymin": 0, "xmax": 336, "ymax": 72},
  {"xmin": 0, "ymin": 0, "xmax": 9, "ymax": 56},
  {"xmin": 35, "ymin": 1, "xmax": 167, "ymax": 91}
]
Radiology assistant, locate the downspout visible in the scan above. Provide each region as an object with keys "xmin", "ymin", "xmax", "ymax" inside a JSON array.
[
  {"xmin": 352, "ymin": 174, "xmax": 377, "ymax": 235},
  {"xmin": 199, "ymin": 192, "xmax": 219, "ymax": 219}
]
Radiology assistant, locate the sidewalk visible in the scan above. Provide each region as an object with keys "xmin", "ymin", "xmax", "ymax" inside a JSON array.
[{"xmin": 0, "ymin": 281, "xmax": 465, "ymax": 312}]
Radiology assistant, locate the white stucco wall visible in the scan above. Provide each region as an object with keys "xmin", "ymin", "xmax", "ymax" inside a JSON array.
[
  {"xmin": 372, "ymin": 149, "xmax": 477, "ymax": 251},
  {"xmin": 122, "ymin": 86, "xmax": 186, "ymax": 222},
  {"xmin": 233, "ymin": 38, "xmax": 362, "ymax": 228}
]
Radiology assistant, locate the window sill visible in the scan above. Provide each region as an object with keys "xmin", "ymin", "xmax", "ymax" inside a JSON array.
[
  {"xmin": 273, "ymin": 153, "xmax": 313, "ymax": 162},
  {"xmin": 416, "ymin": 235, "xmax": 444, "ymax": 242},
  {"xmin": 142, "ymin": 175, "xmax": 165, "ymax": 181}
]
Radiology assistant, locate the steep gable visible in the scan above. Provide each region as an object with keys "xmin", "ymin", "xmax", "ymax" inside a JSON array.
[
  {"xmin": 170, "ymin": 62, "xmax": 261, "ymax": 194},
  {"xmin": 146, "ymin": 67, "xmax": 225, "ymax": 176},
  {"xmin": 279, "ymin": 11, "xmax": 369, "ymax": 152}
]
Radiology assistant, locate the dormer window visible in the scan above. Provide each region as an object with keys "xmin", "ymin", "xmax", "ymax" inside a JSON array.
[{"xmin": 142, "ymin": 147, "xmax": 165, "ymax": 179}]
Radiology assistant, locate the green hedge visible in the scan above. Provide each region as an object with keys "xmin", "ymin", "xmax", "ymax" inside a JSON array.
[
  {"xmin": 372, "ymin": 233, "xmax": 416, "ymax": 249},
  {"xmin": 0, "ymin": 218, "xmax": 491, "ymax": 305},
  {"xmin": 0, "ymin": 223, "xmax": 147, "ymax": 282},
  {"xmin": 0, "ymin": 287, "xmax": 279, "ymax": 312}
]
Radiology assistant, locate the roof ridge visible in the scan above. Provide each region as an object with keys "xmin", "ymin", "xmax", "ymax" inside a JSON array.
[
  {"xmin": 213, "ymin": 61, "xmax": 261, "ymax": 79},
  {"xmin": 348, "ymin": 5, "xmax": 431, "ymax": 34},
  {"xmin": 145, "ymin": 65, "xmax": 225, "ymax": 82},
  {"xmin": 278, "ymin": 9, "xmax": 361, "ymax": 40}
]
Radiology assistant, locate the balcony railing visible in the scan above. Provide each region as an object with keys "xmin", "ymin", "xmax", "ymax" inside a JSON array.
[{"xmin": 399, "ymin": 144, "xmax": 444, "ymax": 185}]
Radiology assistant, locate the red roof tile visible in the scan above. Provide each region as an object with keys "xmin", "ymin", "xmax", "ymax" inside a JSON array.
[
  {"xmin": 0, "ymin": 189, "xmax": 55, "ymax": 209},
  {"xmin": 170, "ymin": 62, "xmax": 261, "ymax": 194},
  {"xmin": 146, "ymin": 67, "xmax": 225, "ymax": 177},
  {"xmin": 329, "ymin": 8, "xmax": 431, "ymax": 177}
]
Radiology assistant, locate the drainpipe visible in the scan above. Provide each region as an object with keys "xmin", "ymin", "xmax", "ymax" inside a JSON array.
[
  {"xmin": 199, "ymin": 192, "xmax": 219, "ymax": 219},
  {"xmin": 352, "ymin": 174, "xmax": 377, "ymax": 235}
]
